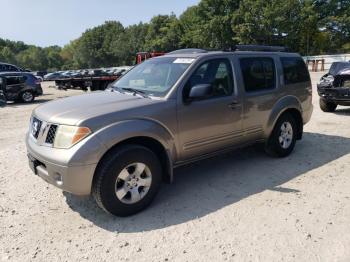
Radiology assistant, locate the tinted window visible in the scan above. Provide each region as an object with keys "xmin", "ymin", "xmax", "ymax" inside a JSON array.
[
  {"xmin": 281, "ymin": 57, "xmax": 310, "ymax": 84},
  {"xmin": 9, "ymin": 65, "xmax": 19, "ymax": 72},
  {"xmin": 185, "ymin": 59, "xmax": 233, "ymax": 99},
  {"xmin": 6, "ymin": 76, "xmax": 24, "ymax": 85},
  {"xmin": 240, "ymin": 58, "xmax": 276, "ymax": 92}
]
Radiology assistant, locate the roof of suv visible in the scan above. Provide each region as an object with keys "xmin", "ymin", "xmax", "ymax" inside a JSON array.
[
  {"xmin": 163, "ymin": 47, "xmax": 300, "ymax": 59},
  {"xmin": 0, "ymin": 72, "xmax": 36, "ymax": 78}
]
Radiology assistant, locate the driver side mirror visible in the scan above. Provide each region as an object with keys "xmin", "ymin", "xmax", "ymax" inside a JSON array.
[{"xmin": 188, "ymin": 84, "xmax": 213, "ymax": 101}]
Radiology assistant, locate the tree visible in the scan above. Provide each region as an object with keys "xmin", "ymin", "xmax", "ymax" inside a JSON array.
[
  {"xmin": 1, "ymin": 0, "xmax": 350, "ymax": 69},
  {"xmin": 73, "ymin": 21, "xmax": 126, "ymax": 68},
  {"xmin": 179, "ymin": 0, "xmax": 240, "ymax": 49},
  {"xmin": 144, "ymin": 14, "xmax": 181, "ymax": 52}
]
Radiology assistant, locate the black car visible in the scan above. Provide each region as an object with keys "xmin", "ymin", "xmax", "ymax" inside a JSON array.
[
  {"xmin": 317, "ymin": 62, "xmax": 350, "ymax": 112},
  {"xmin": 0, "ymin": 62, "xmax": 24, "ymax": 72},
  {"xmin": 0, "ymin": 76, "xmax": 6, "ymax": 107},
  {"xmin": 0, "ymin": 72, "xmax": 43, "ymax": 103}
]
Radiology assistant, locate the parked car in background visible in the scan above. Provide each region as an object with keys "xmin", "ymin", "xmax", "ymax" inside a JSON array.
[
  {"xmin": 0, "ymin": 76, "xmax": 6, "ymax": 107},
  {"xmin": 317, "ymin": 62, "xmax": 350, "ymax": 112},
  {"xmin": 26, "ymin": 46, "xmax": 312, "ymax": 216},
  {"xmin": 0, "ymin": 62, "xmax": 24, "ymax": 72},
  {"xmin": 0, "ymin": 72, "xmax": 43, "ymax": 103},
  {"xmin": 44, "ymin": 72, "xmax": 62, "ymax": 81},
  {"xmin": 32, "ymin": 71, "xmax": 48, "ymax": 79}
]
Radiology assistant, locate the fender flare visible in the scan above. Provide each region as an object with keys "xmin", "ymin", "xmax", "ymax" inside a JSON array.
[
  {"xmin": 264, "ymin": 95, "xmax": 303, "ymax": 138},
  {"xmin": 93, "ymin": 119, "xmax": 176, "ymax": 182}
]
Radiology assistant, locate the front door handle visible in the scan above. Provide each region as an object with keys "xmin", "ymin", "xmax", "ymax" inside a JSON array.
[{"xmin": 228, "ymin": 101, "xmax": 240, "ymax": 109}]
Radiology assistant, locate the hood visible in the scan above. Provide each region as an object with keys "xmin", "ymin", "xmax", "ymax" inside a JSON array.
[{"xmin": 33, "ymin": 91, "xmax": 160, "ymax": 127}]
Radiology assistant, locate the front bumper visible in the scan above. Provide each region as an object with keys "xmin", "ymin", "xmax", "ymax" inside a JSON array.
[
  {"xmin": 318, "ymin": 86, "xmax": 350, "ymax": 105},
  {"xmin": 26, "ymin": 133, "xmax": 104, "ymax": 195}
]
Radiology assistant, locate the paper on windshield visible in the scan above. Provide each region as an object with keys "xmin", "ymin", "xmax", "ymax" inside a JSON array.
[
  {"xmin": 173, "ymin": 58, "xmax": 195, "ymax": 64},
  {"xmin": 129, "ymin": 79, "xmax": 145, "ymax": 87}
]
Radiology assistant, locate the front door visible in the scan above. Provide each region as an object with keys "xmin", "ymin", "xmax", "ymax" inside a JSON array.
[{"xmin": 177, "ymin": 58, "xmax": 243, "ymax": 160}]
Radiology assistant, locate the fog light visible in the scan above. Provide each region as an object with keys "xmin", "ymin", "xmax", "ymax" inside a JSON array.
[{"xmin": 54, "ymin": 173, "xmax": 63, "ymax": 186}]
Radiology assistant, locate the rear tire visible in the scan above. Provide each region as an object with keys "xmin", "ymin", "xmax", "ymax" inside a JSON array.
[
  {"xmin": 265, "ymin": 113, "xmax": 297, "ymax": 158},
  {"xmin": 92, "ymin": 144, "xmax": 162, "ymax": 216},
  {"xmin": 20, "ymin": 91, "xmax": 35, "ymax": 103},
  {"xmin": 319, "ymin": 98, "xmax": 337, "ymax": 112}
]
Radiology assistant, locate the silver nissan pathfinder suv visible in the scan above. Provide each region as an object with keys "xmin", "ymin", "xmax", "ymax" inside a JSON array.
[{"xmin": 26, "ymin": 46, "xmax": 313, "ymax": 216}]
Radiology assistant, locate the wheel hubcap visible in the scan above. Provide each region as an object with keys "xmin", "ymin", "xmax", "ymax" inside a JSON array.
[
  {"xmin": 279, "ymin": 121, "xmax": 293, "ymax": 149},
  {"xmin": 22, "ymin": 92, "xmax": 33, "ymax": 102},
  {"xmin": 115, "ymin": 163, "xmax": 152, "ymax": 204}
]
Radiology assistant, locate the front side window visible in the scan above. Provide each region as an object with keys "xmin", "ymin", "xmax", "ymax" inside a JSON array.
[
  {"xmin": 281, "ymin": 57, "xmax": 310, "ymax": 84},
  {"xmin": 184, "ymin": 59, "xmax": 233, "ymax": 99},
  {"xmin": 240, "ymin": 57, "xmax": 276, "ymax": 92},
  {"xmin": 113, "ymin": 57, "xmax": 193, "ymax": 97}
]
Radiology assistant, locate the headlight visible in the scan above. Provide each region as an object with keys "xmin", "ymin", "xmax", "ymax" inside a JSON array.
[{"xmin": 53, "ymin": 125, "xmax": 91, "ymax": 149}]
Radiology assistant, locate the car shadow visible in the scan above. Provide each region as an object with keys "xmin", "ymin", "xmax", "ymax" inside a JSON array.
[{"xmin": 64, "ymin": 132, "xmax": 350, "ymax": 232}]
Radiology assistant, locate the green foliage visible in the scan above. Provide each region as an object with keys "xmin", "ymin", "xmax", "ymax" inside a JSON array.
[{"xmin": 0, "ymin": 0, "xmax": 349, "ymax": 71}]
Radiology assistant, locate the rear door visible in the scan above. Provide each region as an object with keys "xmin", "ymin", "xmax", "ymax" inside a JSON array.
[
  {"xmin": 234, "ymin": 55, "xmax": 281, "ymax": 141},
  {"xmin": 5, "ymin": 76, "xmax": 26, "ymax": 99}
]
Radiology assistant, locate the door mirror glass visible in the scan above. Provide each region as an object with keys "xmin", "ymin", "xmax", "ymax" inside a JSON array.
[{"xmin": 188, "ymin": 84, "xmax": 213, "ymax": 100}]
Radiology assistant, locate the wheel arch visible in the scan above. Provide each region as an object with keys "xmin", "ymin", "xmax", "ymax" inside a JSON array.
[
  {"xmin": 266, "ymin": 96, "xmax": 304, "ymax": 140},
  {"xmin": 92, "ymin": 120, "xmax": 177, "ymax": 186}
]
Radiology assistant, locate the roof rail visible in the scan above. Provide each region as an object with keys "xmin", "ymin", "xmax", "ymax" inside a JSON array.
[
  {"xmin": 234, "ymin": 45, "xmax": 287, "ymax": 52},
  {"xmin": 168, "ymin": 48, "xmax": 208, "ymax": 55}
]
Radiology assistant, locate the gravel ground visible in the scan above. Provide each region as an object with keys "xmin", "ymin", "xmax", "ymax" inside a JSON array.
[{"xmin": 1, "ymin": 73, "xmax": 350, "ymax": 262}]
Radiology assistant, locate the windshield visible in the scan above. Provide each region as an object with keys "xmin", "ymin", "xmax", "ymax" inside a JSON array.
[{"xmin": 112, "ymin": 57, "xmax": 194, "ymax": 97}]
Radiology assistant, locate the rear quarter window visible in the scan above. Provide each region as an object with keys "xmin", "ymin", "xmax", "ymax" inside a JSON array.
[{"xmin": 281, "ymin": 57, "xmax": 310, "ymax": 84}]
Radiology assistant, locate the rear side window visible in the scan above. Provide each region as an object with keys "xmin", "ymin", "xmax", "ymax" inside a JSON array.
[
  {"xmin": 6, "ymin": 76, "xmax": 24, "ymax": 85},
  {"xmin": 281, "ymin": 57, "xmax": 310, "ymax": 84},
  {"xmin": 240, "ymin": 57, "xmax": 276, "ymax": 92}
]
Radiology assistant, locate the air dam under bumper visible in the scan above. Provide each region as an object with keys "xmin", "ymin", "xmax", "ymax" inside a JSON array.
[{"xmin": 26, "ymin": 133, "xmax": 99, "ymax": 196}]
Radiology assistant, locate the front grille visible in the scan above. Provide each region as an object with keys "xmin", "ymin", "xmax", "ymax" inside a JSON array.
[
  {"xmin": 45, "ymin": 125, "xmax": 58, "ymax": 144},
  {"xmin": 31, "ymin": 117, "xmax": 42, "ymax": 139}
]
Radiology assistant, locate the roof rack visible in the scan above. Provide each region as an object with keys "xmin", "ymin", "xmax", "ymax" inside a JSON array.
[
  {"xmin": 168, "ymin": 48, "xmax": 208, "ymax": 55},
  {"xmin": 234, "ymin": 45, "xmax": 287, "ymax": 52}
]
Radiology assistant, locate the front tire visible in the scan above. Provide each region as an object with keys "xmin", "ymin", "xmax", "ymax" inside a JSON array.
[
  {"xmin": 92, "ymin": 145, "xmax": 162, "ymax": 216},
  {"xmin": 265, "ymin": 113, "xmax": 297, "ymax": 157},
  {"xmin": 319, "ymin": 98, "xmax": 337, "ymax": 112}
]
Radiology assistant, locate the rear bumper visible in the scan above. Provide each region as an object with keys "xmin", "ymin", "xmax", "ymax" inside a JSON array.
[
  {"xmin": 302, "ymin": 105, "xmax": 313, "ymax": 125},
  {"xmin": 35, "ymin": 85, "xmax": 43, "ymax": 96}
]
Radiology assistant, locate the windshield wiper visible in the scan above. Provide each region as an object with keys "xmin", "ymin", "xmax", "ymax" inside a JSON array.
[{"xmin": 121, "ymin": 87, "xmax": 149, "ymax": 98}]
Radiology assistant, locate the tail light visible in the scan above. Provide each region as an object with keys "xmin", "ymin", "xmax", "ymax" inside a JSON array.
[{"xmin": 35, "ymin": 79, "xmax": 41, "ymax": 84}]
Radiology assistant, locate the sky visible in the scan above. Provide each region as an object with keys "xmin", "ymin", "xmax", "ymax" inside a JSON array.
[{"xmin": 0, "ymin": 0, "xmax": 200, "ymax": 47}]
